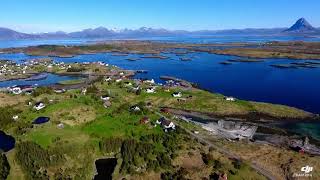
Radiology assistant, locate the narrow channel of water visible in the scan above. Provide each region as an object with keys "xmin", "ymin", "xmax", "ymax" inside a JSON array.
[{"xmin": 0, "ymin": 73, "xmax": 81, "ymax": 88}]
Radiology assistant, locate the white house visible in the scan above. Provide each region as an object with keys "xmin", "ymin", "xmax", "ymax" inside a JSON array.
[
  {"xmin": 81, "ymin": 88, "xmax": 87, "ymax": 95},
  {"xmin": 156, "ymin": 117, "xmax": 176, "ymax": 130},
  {"xmin": 124, "ymin": 82, "xmax": 132, "ymax": 86},
  {"xmin": 100, "ymin": 95, "xmax": 110, "ymax": 101},
  {"xmin": 172, "ymin": 92, "xmax": 182, "ymax": 98},
  {"xmin": 146, "ymin": 87, "xmax": 156, "ymax": 93},
  {"xmin": 144, "ymin": 79, "xmax": 155, "ymax": 84},
  {"xmin": 225, "ymin": 96, "xmax": 236, "ymax": 101},
  {"xmin": 57, "ymin": 123, "xmax": 65, "ymax": 129},
  {"xmin": 54, "ymin": 89, "xmax": 66, "ymax": 93},
  {"xmin": 34, "ymin": 102, "xmax": 45, "ymax": 110},
  {"xmin": 130, "ymin": 105, "xmax": 141, "ymax": 112},
  {"xmin": 105, "ymin": 77, "xmax": 112, "ymax": 82},
  {"xmin": 115, "ymin": 79, "xmax": 122, "ymax": 83},
  {"xmin": 11, "ymin": 87, "xmax": 22, "ymax": 95}
]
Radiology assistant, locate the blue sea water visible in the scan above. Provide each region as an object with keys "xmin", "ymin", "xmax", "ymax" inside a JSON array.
[
  {"xmin": 0, "ymin": 35, "xmax": 320, "ymax": 48},
  {"xmin": 0, "ymin": 39, "xmax": 90, "ymax": 48},
  {"xmin": 53, "ymin": 52, "xmax": 320, "ymax": 114},
  {"xmin": 0, "ymin": 73, "xmax": 80, "ymax": 88},
  {"xmin": 1, "ymin": 51, "xmax": 319, "ymax": 113},
  {"xmin": 0, "ymin": 37, "xmax": 320, "ymax": 139}
]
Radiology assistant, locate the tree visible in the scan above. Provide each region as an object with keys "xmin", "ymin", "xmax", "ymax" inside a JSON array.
[{"xmin": 0, "ymin": 153, "xmax": 10, "ymax": 180}]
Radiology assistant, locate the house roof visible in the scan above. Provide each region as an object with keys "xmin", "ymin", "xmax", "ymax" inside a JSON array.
[
  {"xmin": 161, "ymin": 119, "xmax": 172, "ymax": 126},
  {"xmin": 35, "ymin": 102, "xmax": 44, "ymax": 106}
]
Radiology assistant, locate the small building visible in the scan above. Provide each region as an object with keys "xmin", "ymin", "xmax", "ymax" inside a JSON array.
[
  {"xmin": 54, "ymin": 89, "xmax": 66, "ymax": 93},
  {"xmin": 160, "ymin": 108, "xmax": 170, "ymax": 114},
  {"xmin": 34, "ymin": 102, "xmax": 45, "ymax": 111},
  {"xmin": 130, "ymin": 105, "xmax": 141, "ymax": 112},
  {"xmin": 10, "ymin": 87, "xmax": 22, "ymax": 94},
  {"xmin": 193, "ymin": 130, "xmax": 199, "ymax": 134},
  {"xmin": 100, "ymin": 95, "xmax": 110, "ymax": 101},
  {"xmin": 225, "ymin": 96, "xmax": 236, "ymax": 101},
  {"xmin": 57, "ymin": 123, "xmax": 64, "ymax": 129},
  {"xmin": 156, "ymin": 117, "xmax": 175, "ymax": 130},
  {"xmin": 124, "ymin": 82, "xmax": 132, "ymax": 86},
  {"xmin": 8, "ymin": 85, "xmax": 33, "ymax": 95},
  {"xmin": 146, "ymin": 87, "xmax": 156, "ymax": 93},
  {"xmin": 144, "ymin": 79, "xmax": 155, "ymax": 84},
  {"xmin": 105, "ymin": 77, "xmax": 112, "ymax": 82},
  {"xmin": 140, "ymin": 116, "xmax": 150, "ymax": 124},
  {"xmin": 172, "ymin": 92, "xmax": 182, "ymax": 98},
  {"xmin": 115, "ymin": 79, "xmax": 122, "ymax": 83},
  {"xmin": 81, "ymin": 88, "xmax": 87, "ymax": 95},
  {"xmin": 12, "ymin": 115, "xmax": 19, "ymax": 121}
]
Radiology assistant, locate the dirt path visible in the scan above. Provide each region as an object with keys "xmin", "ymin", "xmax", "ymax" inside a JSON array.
[{"xmin": 6, "ymin": 150, "xmax": 25, "ymax": 180}]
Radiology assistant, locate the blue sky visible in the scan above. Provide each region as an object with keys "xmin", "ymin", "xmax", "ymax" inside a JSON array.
[{"xmin": 1, "ymin": 0, "xmax": 319, "ymax": 33}]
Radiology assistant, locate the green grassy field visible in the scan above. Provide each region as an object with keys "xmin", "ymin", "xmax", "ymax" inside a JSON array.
[{"xmin": 0, "ymin": 76, "xmax": 317, "ymax": 179}]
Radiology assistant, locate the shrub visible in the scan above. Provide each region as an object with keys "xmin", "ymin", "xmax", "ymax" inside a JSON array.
[
  {"xmin": 86, "ymin": 85, "xmax": 98, "ymax": 94},
  {"xmin": 15, "ymin": 141, "xmax": 65, "ymax": 179},
  {"xmin": 66, "ymin": 67, "xmax": 85, "ymax": 72},
  {"xmin": 0, "ymin": 153, "xmax": 10, "ymax": 180},
  {"xmin": 0, "ymin": 106, "xmax": 21, "ymax": 129},
  {"xmin": 99, "ymin": 137, "xmax": 123, "ymax": 153},
  {"xmin": 32, "ymin": 87, "xmax": 53, "ymax": 97}
]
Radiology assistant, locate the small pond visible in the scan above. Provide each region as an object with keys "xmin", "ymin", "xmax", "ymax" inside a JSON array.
[
  {"xmin": 94, "ymin": 158, "xmax": 117, "ymax": 180},
  {"xmin": 0, "ymin": 131, "xmax": 15, "ymax": 152},
  {"xmin": 32, "ymin": 117, "xmax": 50, "ymax": 124}
]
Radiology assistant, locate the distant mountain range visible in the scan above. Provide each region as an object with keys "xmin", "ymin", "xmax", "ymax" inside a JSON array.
[{"xmin": 0, "ymin": 18, "xmax": 319, "ymax": 40}]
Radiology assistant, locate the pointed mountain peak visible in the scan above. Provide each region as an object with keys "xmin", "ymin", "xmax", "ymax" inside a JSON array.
[{"xmin": 284, "ymin": 18, "xmax": 317, "ymax": 33}]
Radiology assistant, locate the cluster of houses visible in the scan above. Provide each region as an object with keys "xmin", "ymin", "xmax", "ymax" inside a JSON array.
[
  {"xmin": 163, "ymin": 79, "xmax": 192, "ymax": 89},
  {"xmin": 0, "ymin": 61, "xmax": 27, "ymax": 77},
  {"xmin": 138, "ymin": 115, "xmax": 176, "ymax": 132},
  {"xmin": 7, "ymin": 85, "xmax": 34, "ymax": 95}
]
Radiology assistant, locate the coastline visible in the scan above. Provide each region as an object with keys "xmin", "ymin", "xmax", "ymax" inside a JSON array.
[
  {"xmin": 2, "ymin": 40, "xmax": 320, "ymax": 60},
  {"xmin": 0, "ymin": 59, "xmax": 317, "ymax": 120}
]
